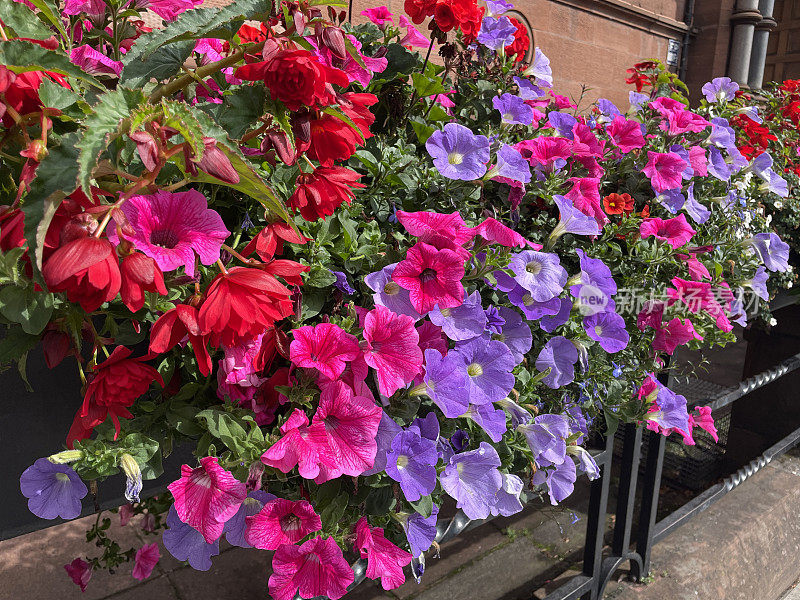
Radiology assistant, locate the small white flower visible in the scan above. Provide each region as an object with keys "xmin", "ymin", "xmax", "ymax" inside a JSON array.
[{"xmin": 770, "ymin": 318, "xmax": 778, "ymax": 326}]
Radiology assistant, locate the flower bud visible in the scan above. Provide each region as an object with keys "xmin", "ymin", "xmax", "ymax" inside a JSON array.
[
  {"xmin": 129, "ymin": 131, "xmax": 160, "ymax": 172},
  {"xmin": 42, "ymin": 329, "xmax": 72, "ymax": 369},
  {"xmin": 48, "ymin": 449, "xmax": 85, "ymax": 464},
  {"xmin": 321, "ymin": 26, "xmax": 347, "ymax": 59},
  {"xmin": 119, "ymin": 453, "xmax": 143, "ymax": 503},
  {"xmin": 194, "ymin": 137, "xmax": 240, "ymax": 184}
]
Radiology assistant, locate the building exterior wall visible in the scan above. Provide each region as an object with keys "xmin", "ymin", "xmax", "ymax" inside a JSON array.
[{"xmin": 765, "ymin": 0, "xmax": 800, "ymax": 82}]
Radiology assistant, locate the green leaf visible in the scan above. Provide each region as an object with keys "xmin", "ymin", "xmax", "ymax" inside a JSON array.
[
  {"xmin": 409, "ymin": 495, "xmax": 433, "ymax": 518},
  {"xmin": 77, "ymin": 87, "xmax": 146, "ymax": 192},
  {"xmin": 0, "ymin": 326, "xmax": 40, "ymax": 365},
  {"xmin": 119, "ymin": 41, "xmax": 194, "ymax": 88},
  {"xmin": 305, "ymin": 266, "xmax": 337, "ymax": 288},
  {"xmin": 411, "ymin": 72, "xmax": 446, "ymax": 98},
  {"xmin": 196, "ymin": 409, "xmax": 249, "ymax": 454},
  {"xmin": 160, "ymin": 98, "xmax": 205, "ymax": 160},
  {"xmin": 365, "ymin": 486, "xmax": 396, "ymax": 516},
  {"xmin": 410, "ymin": 118, "xmax": 436, "ymax": 144},
  {"xmin": 120, "ymin": 433, "xmax": 160, "ymax": 465},
  {"xmin": 0, "ymin": 285, "xmax": 54, "ymax": 335},
  {"xmin": 25, "ymin": 0, "xmax": 68, "ymax": 43},
  {"xmin": 17, "ymin": 351, "xmax": 33, "ymax": 392},
  {"xmin": 320, "ymin": 492, "xmax": 349, "ymax": 526},
  {"xmin": 22, "ymin": 132, "xmax": 80, "ymax": 280},
  {"xmin": 0, "ymin": 0, "xmax": 54, "ymax": 40},
  {"xmin": 0, "ymin": 40, "xmax": 103, "ymax": 89},
  {"xmin": 377, "ymin": 44, "xmax": 418, "ymax": 82},
  {"xmin": 217, "ymin": 85, "xmax": 266, "ymax": 139},
  {"xmin": 37, "ymin": 78, "xmax": 81, "ymax": 112}
]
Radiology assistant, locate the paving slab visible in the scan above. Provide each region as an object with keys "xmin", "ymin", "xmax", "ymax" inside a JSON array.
[
  {"xmin": 166, "ymin": 545, "xmax": 272, "ymax": 600},
  {"xmin": 103, "ymin": 574, "xmax": 177, "ymax": 599}
]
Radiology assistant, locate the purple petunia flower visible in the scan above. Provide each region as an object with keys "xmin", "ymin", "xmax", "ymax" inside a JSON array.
[
  {"xmin": 400, "ymin": 505, "xmax": 439, "ymax": 557},
  {"xmin": 493, "ymin": 93, "xmax": 534, "ymax": 125},
  {"xmin": 364, "ymin": 263, "xmax": 421, "ymax": 319},
  {"xmin": 702, "ymin": 77, "xmax": 739, "ymax": 103},
  {"xmin": 584, "ymin": 311, "xmax": 629, "ymax": 353},
  {"xmin": 481, "ymin": 306, "xmax": 532, "ymax": 365},
  {"xmin": 410, "ymin": 412, "xmax": 440, "ymax": 441},
  {"xmin": 565, "ymin": 402, "xmax": 589, "ymax": 440},
  {"xmin": 363, "ymin": 411, "xmax": 403, "ymax": 476},
  {"xmin": 477, "ymin": 16, "xmax": 518, "ymax": 52},
  {"xmin": 548, "ymin": 111, "xmax": 577, "ymax": 138},
  {"xmin": 570, "ymin": 249, "xmax": 616, "ymax": 314},
  {"xmin": 748, "ymin": 266, "xmax": 769, "ymax": 301},
  {"xmin": 684, "ymin": 182, "xmax": 711, "ymax": 224},
  {"xmin": 522, "ymin": 47, "xmax": 553, "ymax": 88},
  {"xmin": 485, "ymin": 0, "xmax": 513, "ymax": 16},
  {"xmin": 551, "ymin": 194, "xmax": 601, "ymax": 238},
  {"xmin": 629, "ymin": 91, "xmax": 649, "ymax": 111},
  {"xmin": 514, "ymin": 76, "xmax": 544, "ymax": 100},
  {"xmin": 20, "ymin": 459, "xmax": 88, "ymax": 520},
  {"xmin": 440, "ymin": 442, "xmax": 503, "ymax": 520},
  {"xmin": 596, "ymin": 98, "xmax": 622, "ymax": 124},
  {"xmin": 497, "ymin": 397, "xmax": 532, "ymax": 427},
  {"xmin": 223, "ymin": 490, "xmax": 276, "ymax": 548},
  {"xmin": 464, "ymin": 403, "xmax": 508, "ymax": 442},
  {"xmin": 707, "ymin": 146, "xmax": 732, "ymax": 181},
  {"xmin": 487, "ymin": 144, "xmax": 532, "ymax": 183},
  {"xmin": 429, "ymin": 290, "xmax": 487, "ymax": 341},
  {"xmin": 508, "ymin": 250, "xmax": 568, "ymax": 302},
  {"xmin": 649, "ymin": 386, "xmax": 691, "ymax": 433},
  {"xmin": 490, "ymin": 473, "xmax": 525, "ymax": 517},
  {"xmin": 426, "ymin": 123, "xmax": 491, "ymax": 181},
  {"xmin": 518, "ymin": 413, "xmax": 569, "ymax": 464},
  {"xmin": 451, "ymin": 429, "xmax": 470, "ymax": 451},
  {"xmin": 508, "ymin": 288, "xmax": 562, "ymax": 320},
  {"xmin": 162, "ymin": 505, "xmax": 220, "ymax": 571},
  {"xmin": 386, "ymin": 429, "xmax": 439, "ymax": 501},
  {"xmin": 533, "ymin": 457, "xmax": 576, "ymax": 505},
  {"xmin": 535, "ymin": 336, "xmax": 579, "ymax": 388},
  {"xmin": 332, "ymin": 271, "xmax": 355, "ymax": 294},
  {"xmin": 484, "ymin": 305, "xmax": 506, "ymax": 334},
  {"xmin": 708, "ymin": 117, "xmax": 737, "ymax": 149},
  {"xmin": 749, "ymin": 232, "xmax": 790, "ymax": 272},
  {"xmin": 540, "ymin": 298, "xmax": 573, "ymax": 332},
  {"xmin": 423, "ymin": 348, "xmax": 470, "ymax": 417},
  {"xmin": 453, "ymin": 339, "xmax": 516, "ymax": 405},
  {"xmin": 748, "ymin": 153, "xmax": 790, "ymax": 197},
  {"xmin": 571, "ymin": 446, "xmax": 600, "ymax": 479}
]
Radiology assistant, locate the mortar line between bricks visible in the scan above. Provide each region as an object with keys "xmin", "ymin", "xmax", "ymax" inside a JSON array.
[{"xmin": 166, "ymin": 571, "xmax": 187, "ymax": 600}]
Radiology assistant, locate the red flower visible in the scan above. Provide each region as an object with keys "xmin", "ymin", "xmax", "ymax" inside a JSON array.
[
  {"xmin": 242, "ymin": 222, "xmax": 309, "ymax": 262},
  {"xmin": 149, "ymin": 304, "xmax": 212, "ymax": 376},
  {"xmin": 67, "ymin": 346, "xmax": 164, "ymax": 447},
  {"xmin": 290, "ymin": 166, "xmax": 364, "ymax": 221},
  {"xmin": 120, "ymin": 252, "xmax": 168, "ymax": 312},
  {"xmin": 433, "ymin": 0, "xmax": 457, "ymax": 31},
  {"xmin": 199, "ymin": 266, "xmax": 294, "ymax": 347},
  {"xmin": 452, "ymin": 0, "xmax": 482, "ymax": 40},
  {"xmin": 43, "ymin": 237, "xmax": 121, "ymax": 312},
  {"xmin": 504, "ymin": 17, "xmax": 530, "ymax": 62},
  {"xmin": 236, "ymin": 49, "xmax": 349, "ymax": 111},
  {"xmin": 405, "ymin": 0, "xmax": 436, "ymax": 22},
  {"xmin": 603, "ymin": 193, "xmax": 635, "ymax": 215},
  {"xmin": 0, "ymin": 206, "xmax": 25, "ymax": 251},
  {"xmin": 0, "ymin": 67, "xmax": 43, "ymax": 127},
  {"xmin": 303, "ymin": 115, "xmax": 363, "ymax": 166},
  {"xmin": 42, "ymin": 329, "xmax": 72, "ymax": 369}
]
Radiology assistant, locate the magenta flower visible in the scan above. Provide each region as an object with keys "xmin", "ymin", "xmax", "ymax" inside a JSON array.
[
  {"xmin": 313, "ymin": 381, "xmax": 382, "ymax": 481},
  {"xmin": 223, "ymin": 490, "xmax": 275, "ymax": 548},
  {"xmin": 363, "ymin": 305, "xmax": 423, "ymax": 396},
  {"xmin": 606, "ymin": 116, "xmax": 645, "ymax": 153},
  {"xmin": 365, "ymin": 263, "xmax": 422, "ymax": 319},
  {"xmin": 652, "ymin": 317, "xmax": 703, "ymax": 355},
  {"xmin": 134, "ymin": 0, "xmax": 202, "ymax": 21},
  {"xmin": 20, "ymin": 459, "xmax": 87, "ymax": 520},
  {"xmin": 565, "ymin": 177, "xmax": 607, "ymax": 225},
  {"xmin": 642, "ymin": 151, "xmax": 687, "ymax": 193},
  {"xmin": 399, "ymin": 15, "xmax": 429, "ymax": 47},
  {"xmin": 110, "ymin": 190, "xmax": 229, "ymax": 278},
  {"xmin": 640, "ymin": 214, "xmax": 696, "ymax": 249},
  {"xmin": 246, "ymin": 498, "xmax": 322, "ymax": 550},
  {"xmin": 571, "ymin": 123, "xmax": 606, "ymax": 158},
  {"xmin": 167, "ymin": 456, "xmax": 246, "ymax": 543},
  {"xmin": 261, "ymin": 408, "xmax": 331, "ymax": 480},
  {"xmin": 71, "ymin": 45, "xmax": 123, "ymax": 76},
  {"xmin": 290, "ymin": 323, "xmax": 361, "ymax": 379},
  {"xmin": 361, "ymin": 5, "xmax": 394, "ymax": 26},
  {"xmin": 392, "ymin": 241, "xmax": 466, "ymax": 314},
  {"xmin": 269, "ymin": 537, "xmax": 354, "ymax": 600},
  {"xmin": 355, "ymin": 518, "xmax": 413, "ymax": 590},
  {"xmin": 64, "ymin": 558, "xmax": 92, "ymax": 592},
  {"xmin": 132, "ymin": 543, "xmax": 160, "ymax": 581}
]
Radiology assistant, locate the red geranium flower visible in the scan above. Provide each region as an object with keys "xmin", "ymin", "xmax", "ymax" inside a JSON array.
[
  {"xmin": 404, "ymin": 0, "xmax": 436, "ymax": 23},
  {"xmin": 43, "ymin": 237, "xmax": 121, "ymax": 313},
  {"xmin": 149, "ymin": 304, "xmax": 212, "ymax": 376},
  {"xmin": 120, "ymin": 252, "xmax": 168, "ymax": 313},
  {"xmin": 199, "ymin": 266, "xmax": 295, "ymax": 347},
  {"xmin": 0, "ymin": 206, "xmax": 25, "ymax": 252},
  {"xmin": 243, "ymin": 222, "xmax": 309, "ymax": 262},
  {"xmin": 67, "ymin": 346, "xmax": 164, "ymax": 447},
  {"xmin": 236, "ymin": 48, "xmax": 349, "ymax": 111},
  {"xmin": 504, "ymin": 17, "xmax": 530, "ymax": 62},
  {"xmin": 290, "ymin": 166, "xmax": 364, "ymax": 221}
]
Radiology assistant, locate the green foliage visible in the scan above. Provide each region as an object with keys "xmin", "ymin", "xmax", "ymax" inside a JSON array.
[{"xmin": 0, "ymin": 40, "xmax": 102, "ymax": 89}]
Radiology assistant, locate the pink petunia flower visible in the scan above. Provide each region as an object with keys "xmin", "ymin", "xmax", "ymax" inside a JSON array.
[
  {"xmin": 469, "ymin": 217, "xmax": 535, "ymax": 248},
  {"xmin": 355, "ymin": 517, "xmax": 413, "ymax": 590},
  {"xmin": 138, "ymin": 0, "xmax": 203, "ymax": 22},
  {"xmin": 565, "ymin": 177, "xmax": 607, "ymax": 226},
  {"xmin": 312, "ymin": 381, "xmax": 382, "ymax": 482},
  {"xmin": 132, "ymin": 543, "xmax": 160, "ymax": 581},
  {"xmin": 167, "ymin": 456, "xmax": 246, "ymax": 543},
  {"xmin": 217, "ymin": 333, "xmax": 266, "ymax": 404},
  {"xmin": 392, "ymin": 241, "xmax": 465, "ymax": 314},
  {"xmin": 70, "ymin": 45, "xmax": 123, "ymax": 76},
  {"xmin": 318, "ymin": 354, "xmax": 374, "ymax": 400},
  {"xmin": 64, "ymin": 558, "xmax": 92, "ymax": 592},
  {"xmin": 640, "ymin": 214, "xmax": 696, "ymax": 249},
  {"xmin": 245, "ymin": 498, "xmax": 322, "ymax": 550},
  {"xmin": 268, "ymin": 537, "xmax": 354, "ymax": 600},
  {"xmin": 642, "ymin": 151, "xmax": 686, "ymax": 193},
  {"xmin": 606, "ymin": 116, "xmax": 645, "ymax": 153},
  {"xmin": 360, "ymin": 6, "xmax": 394, "ymax": 26},
  {"xmin": 261, "ymin": 408, "xmax": 331, "ymax": 480},
  {"xmin": 688, "ymin": 146, "xmax": 708, "ymax": 177},
  {"xmin": 667, "ymin": 277, "xmax": 733, "ymax": 332},
  {"xmin": 571, "ymin": 122, "xmax": 605, "ymax": 157},
  {"xmin": 362, "ymin": 305, "xmax": 423, "ymax": 397},
  {"xmin": 652, "ymin": 317, "xmax": 703, "ymax": 355},
  {"xmin": 399, "ymin": 15, "xmax": 429, "ymax": 48},
  {"xmin": 109, "ymin": 189, "xmax": 229, "ymax": 278},
  {"xmin": 289, "ymin": 323, "xmax": 361, "ymax": 380},
  {"xmin": 396, "ymin": 210, "xmax": 474, "ymax": 258}
]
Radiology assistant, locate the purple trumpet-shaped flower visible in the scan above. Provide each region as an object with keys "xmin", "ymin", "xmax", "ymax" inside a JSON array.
[
  {"xmin": 223, "ymin": 490, "xmax": 276, "ymax": 548},
  {"xmin": 365, "ymin": 263, "xmax": 421, "ymax": 319},
  {"xmin": 410, "ymin": 412, "xmax": 440, "ymax": 442},
  {"xmin": 463, "ymin": 403, "xmax": 508, "ymax": 442},
  {"xmin": 532, "ymin": 457, "xmax": 576, "ymax": 505},
  {"xmin": 400, "ymin": 505, "xmax": 439, "ymax": 557},
  {"xmin": 708, "ymin": 117, "xmax": 736, "ymax": 149},
  {"xmin": 426, "ymin": 123, "xmax": 491, "ymax": 181},
  {"xmin": 551, "ymin": 194, "xmax": 601, "ymax": 238},
  {"xmin": 629, "ymin": 91, "xmax": 649, "ymax": 111},
  {"xmin": 570, "ymin": 249, "xmax": 616, "ymax": 314},
  {"xmin": 548, "ymin": 112, "xmax": 577, "ymax": 138},
  {"xmin": 522, "ymin": 47, "xmax": 553, "ymax": 88},
  {"xmin": 386, "ymin": 429, "xmax": 439, "ymax": 502},
  {"xmin": 684, "ymin": 182, "xmax": 711, "ymax": 224},
  {"xmin": 422, "ymin": 348, "xmax": 471, "ymax": 417},
  {"xmin": 440, "ymin": 443, "xmax": 503, "ymax": 520},
  {"xmin": 535, "ymin": 336, "xmax": 579, "ymax": 388},
  {"xmin": 20, "ymin": 459, "xmax": 88, "ymax": 520},
  {"xmin": 749, "ymin": 232, "xmax": 790, "ymax": 272},
  {"xmin": 493, "ymin": 93, "xmax": 534, "ymax": 125},
  {"xmin": 451, "ymin": 429, "xmax": 470, "ymax": 451},
  {"xmin": 748, "ymin": 266, "xmax": 769, "ymax": 301},
  {"xmin": 162, "ymin": 505, "xmax": 220, "ymax": 571},
  {"xmin": 702, "ymin": 77, "xmax": 739, "ymax": 103},
  {"xmin": 453, "ymin": 339, "xmax": 516, "ymax": 405},
  {"xmin": 540, "ymin": 298, "xmax": 573, "ymax": 332},
  {"xmin": 363, "ymin": 411, "xmax": 403, "ymax": 476},
  {"xmin": 497, "ymin": 397, "xmax": 533, "ymax": 427},
  {"xmin": 332, "ymin": 271, "xmax": 355, "ymax": 294},
  {"xmin": 477, "ymin": 16, "xmax": 518, "ymax": 52},
  {"xmin": 490, "ymin": 473, "xmax": 525, "ymax": 517},
  {"xmin": 429, "ymin": 290, "xmax": 487, "ymax": 341},
  {"xmin": 484, "ymin": 305, "xmax": 506, "ymax": 334},
  {"xmin": 596, "ymin": 99, "xmax": 622, "ymax": 124},
  {"xmin": 485, "ymin": 0, "xmax": 513, "ymax": 16},
  {"xmin": 571, "ymin": 446, "xmax": 600, "ymax": 479},
  {"xmin": 649, "ymin": 386, "xmax": 691, "ymax": 433},
  {"xmin": 508, "ymin": 288, "xmax": 562, "ymax": 320},
  {"xmin": 508, "ymin": 250, "xmax": 568, "ymax": 302},
  {"xmin": 518, "ymin": 413, "xmax": 569, "ymax": 464},
  {"xmin": 487, "ymin": 144, "xmax": 532, "ymax": 183},
  {"xmin": 514, "ymin": 76, "xmax": 544, "ymax": 100},
  {"xmin": 481, "ymin": 306, "xmax": 532, "ymax": 365},
  {"xmin": 707, "ymin": 146, "xmax": 732, "ymax": 181},
  {"xmin": 584, "ymin": 311, "xmax": 629, "ymax": 353}
]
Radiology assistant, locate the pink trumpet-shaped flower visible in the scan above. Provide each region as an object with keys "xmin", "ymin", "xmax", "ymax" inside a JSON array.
[
  {"xmin": 290, "ymin": 323, "xmax": 361, "ymax": 380},
  {"xmin": 245, "ymin": 498, "xmax": 322, "ymax": 550},
  {"xmin": 640, "ymin": 214, "xmax": 696, "ymax": 249},
  {"xmin": 64, "ymin": 558, "xmax": 92, "ymax": 592},
  {"xmin": 269, "ymin": 537, "xmax": 354, "ymax": 600},
  {"xmin": 167, "ymin": 456, "xmax": 246, "ymax": 543},
  {"xmin": 355, "ymin": 518, "xmax": 412, "ymax": 590},
  {"xmin": 362, "ymin": 305, "xmax": 423, "ymax": 397},
  {"xmin": 642, "ymin": 151, "xmax": 686, "ymax": 193},
  {"xmin": 652, "ymin": 317, "xmax": 703, "ymax": 355},
  {"xmin": 392, "ymin": 241, "xmax": 466, "ymax": 314},
  {"xmin": 260, "ymin": 408, "xmax": 331, "ymax": 480},
  {"xmin": 132, "ymin": 543, "xmax": 160, "ymax": 581}
]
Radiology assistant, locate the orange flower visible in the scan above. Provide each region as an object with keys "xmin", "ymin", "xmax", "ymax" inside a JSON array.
[{"xmin": 603, "ymin": 193, "xmax": 635, "ymax": 215}]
